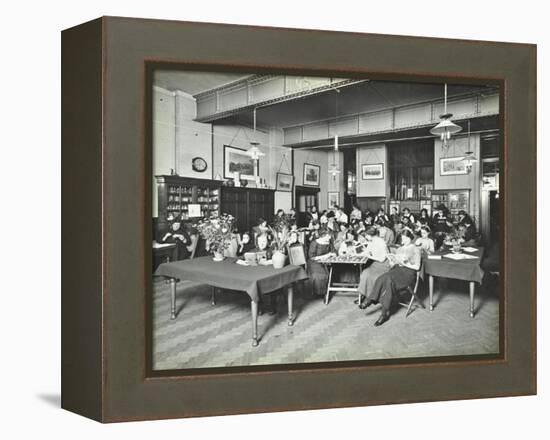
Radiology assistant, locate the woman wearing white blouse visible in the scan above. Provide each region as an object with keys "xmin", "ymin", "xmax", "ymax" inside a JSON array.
[
  {"xmin": 357, "ymin": 227, "xmax": 391, "ymax": 306},
  {"xmin": 363, "ymin": 229, "xmax": 421, "ymax": 326},
  {"xmin": 415, "ymin": 226, "xmax": 435, "ymax": 254}
]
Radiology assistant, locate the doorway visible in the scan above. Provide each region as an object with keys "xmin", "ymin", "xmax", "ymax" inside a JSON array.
[{"xmin": 295, "ymin": 185, "xmax": 319, "ymax": 227}]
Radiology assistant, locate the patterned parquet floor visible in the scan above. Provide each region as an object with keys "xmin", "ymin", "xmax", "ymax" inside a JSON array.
[{"xmin": 152, "ymin": 277, "xmax": 500, "ymax": 370}]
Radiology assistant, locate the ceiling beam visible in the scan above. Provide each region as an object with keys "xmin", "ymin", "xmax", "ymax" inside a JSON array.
[
  {"xmin": 283, "ymin": 91, "xmax": 499, "ymax": 148},
  {"xmin": 194, "ymin": 75, "xmax": 367, "ymax": 123}
]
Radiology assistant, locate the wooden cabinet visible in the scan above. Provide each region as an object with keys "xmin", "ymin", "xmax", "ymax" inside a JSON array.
[
  {"xmin": 220, "ymin": 187, "xmax": 275, "ymax": 233},
  {"xmin": 431, "ymin": 189, "xmax": 470, "ymax": 218},
  {"xmin": 155, "ymin": 175, "xmax": 221, "ymax": 224}
]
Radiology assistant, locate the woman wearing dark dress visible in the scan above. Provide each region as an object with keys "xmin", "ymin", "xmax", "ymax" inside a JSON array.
[
  {"xmin": 362, "ymin": 229, "xmax": 421, "ymax": 326},
  {"xmin": 158, "ymin": 220, "xmax": 191, "ymax": 261},
  {"xmin": 237, "ymin": 231, "xmax": 255, "ymax": 256},
  {"xmin": 307, "ymin": 228, "xmax": 335, "ymax": 298}
]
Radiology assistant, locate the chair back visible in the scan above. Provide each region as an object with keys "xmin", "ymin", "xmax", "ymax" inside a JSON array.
[
  {"xmin": 287, "ymin": 244, "xmax": 307, "ymax": 269},
  {"xmin": 187, "ymin": 234, "xmax": 199, "ymax": 259}
]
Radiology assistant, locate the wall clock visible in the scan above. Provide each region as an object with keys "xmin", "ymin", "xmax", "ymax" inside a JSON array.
[{"xmin": 192, "ymin": 156, "xmax": 207, "ymax": 172}]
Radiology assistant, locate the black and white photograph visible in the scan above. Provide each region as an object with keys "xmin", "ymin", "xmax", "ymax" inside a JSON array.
[{"xmin": 151, "ymin": 69, "xmax": 502, "ymax": 372}]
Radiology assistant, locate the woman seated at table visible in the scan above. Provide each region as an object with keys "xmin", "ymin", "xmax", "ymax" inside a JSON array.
[
  {"xmin": 374, "ymin": 207, "xmax": 389, "ymax": 225},
  {"xmin": 417, "ymin": 208, "xmax": 432, "ymax": 229},
  {"xmin": 376, "ymin": 219, "xmax": 395, "ymax": 246},
  {"xmin": 158, "ymin": 219, "xmax": 191, "ymax": 261},
  {"xmin": 456, "ymin": 222, "xmax": 477, "ymax": 247},
  {"xmin": 307, "ymin": 228, "xmax": 335, "ymax": 298},
  {"xmin": 350, "ymin": 204, "xmax": 363, "ymax": 222},
  {"xmin": 334, "ymin": 223, "xmax": 349, "ymax": 251},
  {"xmin": 393, "ymin": 220, "xmax": 405, "ymax": 247},
  {"xmin": 237, "ymin": 231, "xmax": 255, "ymax": 256},
  {"xmin": 358, "ymin": 227, "xmax": 391, "ymax": 308},
  {"xmin": 351, "ymin": 219, "xmax": 366, "ymax": 236},
  {"xmin": 251, "ymin": 233, "xmax": 273, "ymax": 260},
  {"xmin": 415, "ymin": 225, "xmax": 435, "ymax": 254},
  {"xmin": 432, "ymin": 204, "xmax": 453, "ymax": 249},
  {"xmin": 456, "ymin": 210, "xmax": 477, "ymax": 244},
  {"xmin": 307, "ymin": 205, "xmax": 319, "ymax": 224},
  {"xmin": 362, "ymin": 229, "xmax": 421, "ymax": 326},
  {"xmin": 337, "ymin": 230, "xmax": 358, "ymax": 256},
  {"xmin": 401, "ymin": 215, "xmax": 414, "ymax": 232}
]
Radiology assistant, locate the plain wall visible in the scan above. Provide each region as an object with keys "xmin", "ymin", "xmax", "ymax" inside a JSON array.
[{"xmin": 152, "ymin": 86, "xmax": 176, "ymax": 217}]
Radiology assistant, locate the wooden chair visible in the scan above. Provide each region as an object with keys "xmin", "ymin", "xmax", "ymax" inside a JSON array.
[
  {"xmin": 186, "ymin": 234, "xmax": 199, "ymax": 259},
  {"xmin": 397, "ymin": 259, "xmax": 425, "ymax": 317}
]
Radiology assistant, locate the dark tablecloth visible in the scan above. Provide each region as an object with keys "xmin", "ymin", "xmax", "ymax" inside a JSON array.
[
  {"xmin": 423, "ymin": 247, "xmax": 485, "ymax": 283},
  {"xmin": 155, "ymin": 256, "xmax": 308, "ymax": 302}
]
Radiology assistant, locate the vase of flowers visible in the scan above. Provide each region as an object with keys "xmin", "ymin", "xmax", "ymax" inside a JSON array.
[
  {"xmin": 196, "ymin": 213, "xmax": 235, "ymax": 261},
  {"xmin": 268, "ymin": 225, "xmax": 289, "ymax": 269}
]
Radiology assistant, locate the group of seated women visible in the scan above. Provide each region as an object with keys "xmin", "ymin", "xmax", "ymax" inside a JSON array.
[
  {"xmin": 157, "ymin": 204, "xmax": 477, "ymax": 326},
  {"xmin": 303, "ymin": 203, "xmax": 478, "ymax": 326}
]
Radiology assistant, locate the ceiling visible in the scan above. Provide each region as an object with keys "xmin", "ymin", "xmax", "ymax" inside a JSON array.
[
  {"xmin": 153, "ymin": 70, "xmax": 497, "ymax": 131},
  {"xmin": 223, "ymin": 81, "xmax": 495, "ymax": 130}
]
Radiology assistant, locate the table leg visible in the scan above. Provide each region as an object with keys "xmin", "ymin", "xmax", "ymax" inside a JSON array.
[
  {"xmin": 169, "ymin": 278, "xmax": 177, "ymax": 320},
  {"xmin": 287, "ymin": 284, "xmax": 294, "ymax": 326},
  {"xmin": 357, "ymin": 264, "xmax": 363, "ymax": 304},
  {"xmin": 251, "ymin": 300, "xmax": 259, "ymax": 347},
  {"xmin": 324, "ymin": 266, "xmax": 333, "ymax": 305},
  {"xmin": 429, "ymin": 275, "xmax": 434, "ymax": 312},
  {"xmin": 469, "ymin": 282, "xmax": 475, "ymax": 318}
]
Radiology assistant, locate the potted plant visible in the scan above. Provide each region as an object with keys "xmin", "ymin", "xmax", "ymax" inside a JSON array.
[
  {"xmin": 196, "ymin": 213, "xmax": 235, "ymax": 261},
  {"xmin": 445, "ymin": 229, "xmax": 462, "ymax": 253},
  {"xmin": 268, "ymin": 225, "xmax": 290, "ymax": 269}
]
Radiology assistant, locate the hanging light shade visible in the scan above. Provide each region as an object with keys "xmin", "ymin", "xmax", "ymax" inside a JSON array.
[
  {"xmin": 430, "ymin": 84, "xmax": 462, "ymax": 148},
  {"xmin": 461, "ymin": 120, "xmax": 477, "ymax": 173},
  {"xmin": 247, "ymin": 141, "xmax": 265, "ymax": 161},
  {"xmin": 247, "ymin": 108, "xmax": 266, "ymax": 161},
  {"xmin": 328, "ymin": 134, "xmax": 340, "ymax": 177}
]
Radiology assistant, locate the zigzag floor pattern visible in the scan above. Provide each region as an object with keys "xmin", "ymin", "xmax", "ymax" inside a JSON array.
[{"xmin": 152, "ymin": 278, "xmax": 500, "ymax": 370}]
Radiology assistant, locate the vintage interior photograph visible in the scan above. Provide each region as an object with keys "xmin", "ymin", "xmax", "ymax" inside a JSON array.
[{"xmin": 150, "ymin": 70, "xmax": 501, "ymax": 371}]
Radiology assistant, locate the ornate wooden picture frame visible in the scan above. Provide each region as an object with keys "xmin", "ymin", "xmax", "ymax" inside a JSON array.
[{"xmin": 62, "ymin": 16, "xmax": 536, "ymax": 422}]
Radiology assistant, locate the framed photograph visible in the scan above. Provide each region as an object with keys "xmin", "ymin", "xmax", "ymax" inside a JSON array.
[
  {"xmin": 440, "ymin": 156, "xmax": 468, "ymax": 176},
  {"xmin": 276, "ymin": 172, "xmax": 294, "ymax": 192},
  {"xmin": 328, "ymin": 191, "xmax": 340, "ymax": 209},
  {"xmin": 62, "ymin": 17, "xmax": 536, "ymax": 423},
  {"xmin": 362, "ymin": 163, "xmax": 384, "ymax": 180},
  {"xmin": 224, "ymin": 145, "xmax": 258, "ymax": 180},
  {"xmin": 303, "ymin": 163, "xmax": 320, "ymax": 187}
]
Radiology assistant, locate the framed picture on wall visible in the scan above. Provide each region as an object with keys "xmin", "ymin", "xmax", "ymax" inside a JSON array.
[
  {"xmin": 303, "ymin": 163, "xmax": 320, "ymax": 187},
  {"xmin": 224, "ymin": 145, "xmax": 259, "ymax": 180},
  {"xmin": 276, "ymin": 172, "xmax": 294, "ymax": 192},
  {"xmin": 440, "ymin": 156, "xmax": 468, "ymax": 176},
  {"xmin": 361, "ymin": 163, "xmax": 384, "ymax": 180},
  {"xmin": 328, "ymin": 192, "xmax": 340, "ymax": 209}
]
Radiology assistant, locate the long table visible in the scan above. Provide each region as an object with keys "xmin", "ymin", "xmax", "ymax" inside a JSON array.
[
  {"xmin": 423, "ymin": 247, "xmax": 485, "ymax": 317},
  {"xmin": 155, "ymin": 256, "xmax": 308, "ymax": 346}
]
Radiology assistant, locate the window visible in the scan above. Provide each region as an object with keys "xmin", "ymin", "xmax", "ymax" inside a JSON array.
[{"xmin": 389, "ymin": 141, "xmax": 434, "ymax": 201}]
